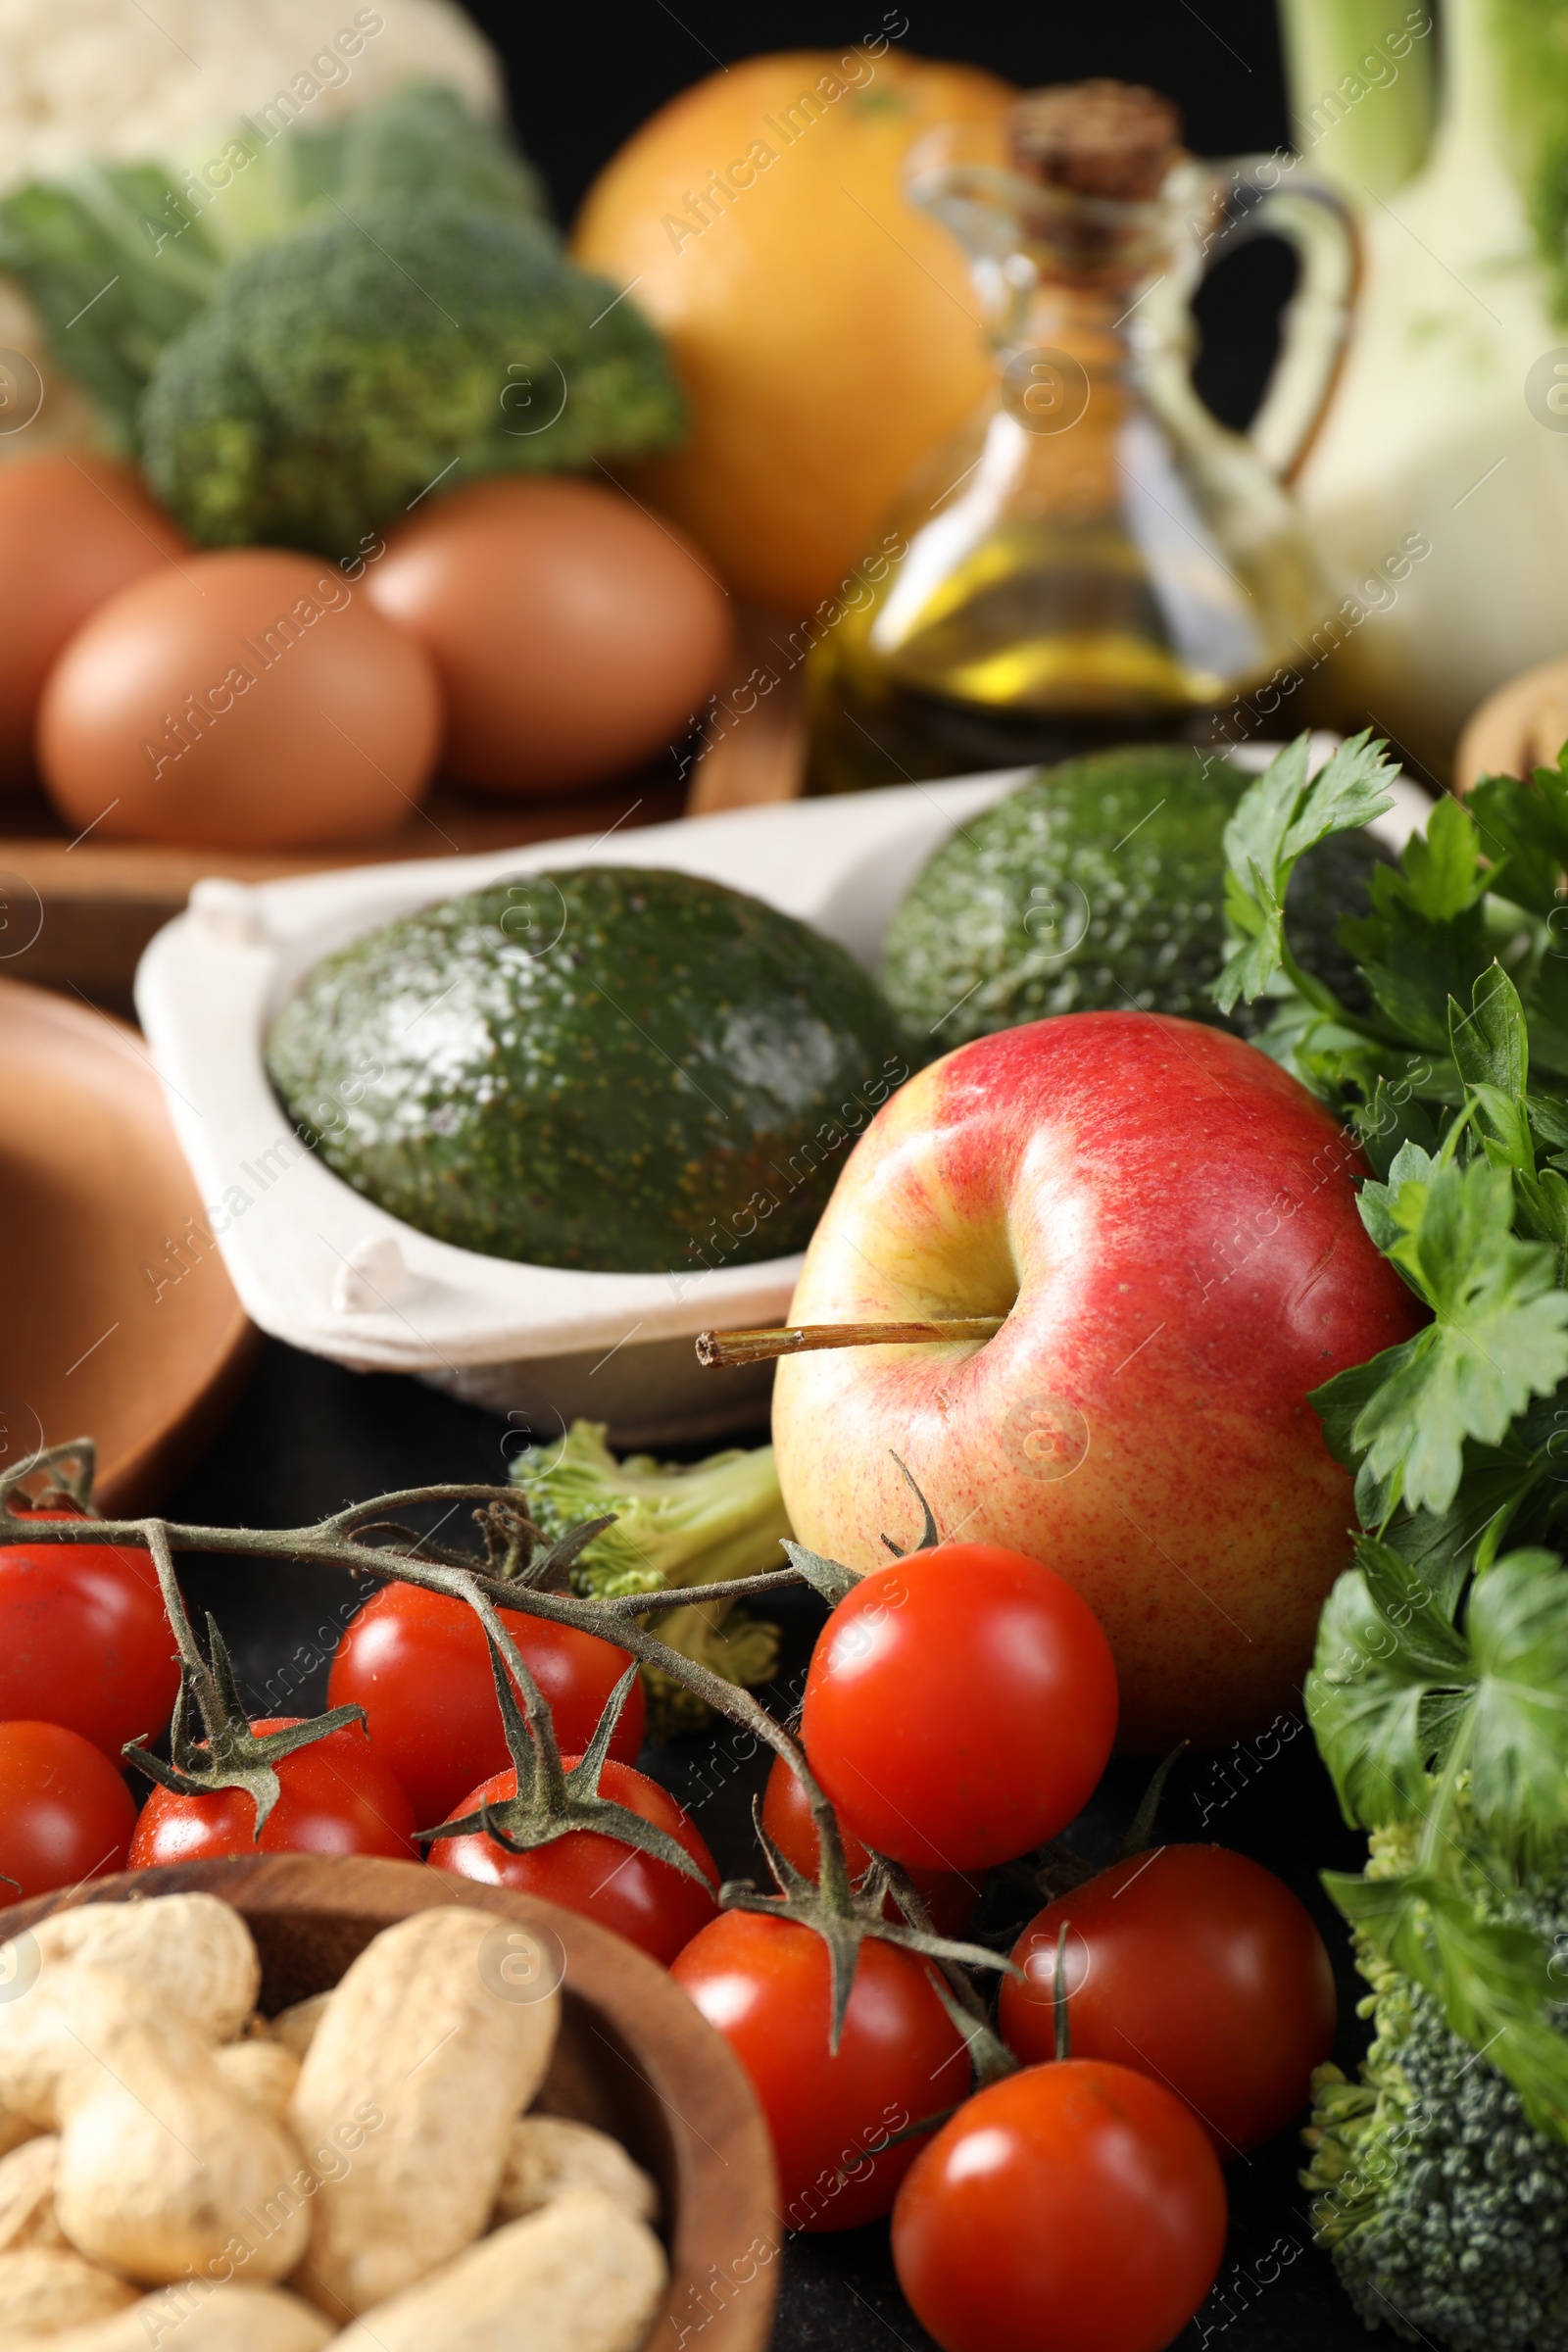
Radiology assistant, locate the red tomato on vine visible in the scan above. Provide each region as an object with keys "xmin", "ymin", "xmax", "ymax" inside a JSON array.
[
  {"xmin": 1000, "ymin": 1844, "xmax": 1336, "ymax": 2154},
  {"xmin": 0, "ymin": 1721, "xmax": 136, "ymax": 1898},
  {"xmin": 428, "ymin": 1754, "xmax": 718, "ymax": 1965},
  {"xmin": 0, "ymin": 1511, "xmax": 178, "ymax": 1757},
  {"xmin": 673, "ymin": 1909, "xmax": 967, "ymax": 2231},
  {"xmin": 760, "ymin": 1752, "xmax": 979, "ymax": 1936},
  {"xmin": 328, "ymin": 1583, "xmax": 644, "ymax": 1826},
  {"xmin": 128, "ymin": 1716, "xmax": 416, "ymax": 1867},
  {"xmin": 893, "ymin": 2062, "xmax": 1227, "ymax": 2352},
  {"xmin": 802, "ymin": 1541, "xmax": 1117, "ymax": 1873}
]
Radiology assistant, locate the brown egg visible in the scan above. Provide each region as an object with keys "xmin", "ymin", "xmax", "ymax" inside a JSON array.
[
  {"xmin": 0, "ymin": 452, "xmax": 193, "ymax": 784},
  {"xmin": 37, "ymin": 549, "xmax": 442, "ymax": 849},
  {"xmin": 366, "ymin": 476, "xmax": 732, "ymax": 795}
]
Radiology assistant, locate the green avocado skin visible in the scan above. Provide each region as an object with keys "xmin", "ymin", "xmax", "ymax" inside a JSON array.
[
  {"xmin": 267, "ymin": 866, "xmax": 909, "ymax": 1275},
  {"xmin": 879, "ymin": 746, "xmax": 1388, "ymax": 1046}
]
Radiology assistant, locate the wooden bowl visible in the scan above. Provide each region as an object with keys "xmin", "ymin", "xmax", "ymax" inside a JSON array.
[
  {"xmin": 0, "ymin": 974, "xmax": 255, "ymax": 1507},
  {"xmin": 0, "ymin": 1854, "xmax": 781, "ymax": 2351},
  {"xmin": 1455, "ymin": 653, "xmax": 1568, "ymax": 790}
]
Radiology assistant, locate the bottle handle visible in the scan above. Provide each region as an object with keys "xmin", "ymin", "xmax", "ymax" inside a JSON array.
[{"xmin": 1198, "ymin": 157, "xmax": 1361, "ymax": 483}]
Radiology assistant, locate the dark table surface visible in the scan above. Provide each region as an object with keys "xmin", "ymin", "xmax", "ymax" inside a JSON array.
[{"xmin": 165, "ymin": 1336, "xmax": 1383, "ymax": 2352}]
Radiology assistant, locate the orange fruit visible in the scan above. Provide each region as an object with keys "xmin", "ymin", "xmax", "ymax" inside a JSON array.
[{"xmin": 573, "ymin": 48, "xmax": 1013, "ymax": 616}]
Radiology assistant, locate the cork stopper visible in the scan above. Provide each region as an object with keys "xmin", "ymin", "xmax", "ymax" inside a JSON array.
[{"xmin": 1009, "ymin": 80, "xmax": 1183, "ymax": 202}]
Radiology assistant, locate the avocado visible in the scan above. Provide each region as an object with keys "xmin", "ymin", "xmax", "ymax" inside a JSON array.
[
  {"xmin": 267, "ymin": 865, "xmax": 909, "ymax": 1274},
  {"xmin": 878, "ymin": 745, "xmax": 1390, "ymax": 1049}
]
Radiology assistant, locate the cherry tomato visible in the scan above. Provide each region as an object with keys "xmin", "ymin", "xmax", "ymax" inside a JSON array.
[
  {"xmin": 0, "ymin": 1510, "xmax": 178, "ymax": 1757},
  {"xmin": 893, "ymin": 2062, "xmax": 1227, "ymax": 2352},
  {"xmin": 128, "ymin": 1716, "xmax": 416, "ymax": 1867},
  {"xmin": 802, "ymin": 1542, "xmax": 1118, "ymax": 1873},
  {"xmin": 428, "ymin": 1755, "xmax": 717, "ymax": 1966},
  {"xmin": 0, "ymin": 1721, "xmax": 136, "ymax": 1898},
  {"xmin": 1000, "ymin": 1843, "xmax": 1336, "ymax": 2155},
  {"xmin": 328, "ymin": 1583, "xmax": 645, "ymax": 1828},
  {"xmin": 760, "ymin": 1752, "xmax": 980, "ymax": 1937},
  {"xmin": 672, "ymin": 1910, "xmax": 967, "ymax": 2231}
]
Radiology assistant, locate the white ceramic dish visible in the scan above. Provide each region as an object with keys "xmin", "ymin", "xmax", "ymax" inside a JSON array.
[{"xmin": 134, "ymin": 743, "xmax": 1434, "ymax": 1446}]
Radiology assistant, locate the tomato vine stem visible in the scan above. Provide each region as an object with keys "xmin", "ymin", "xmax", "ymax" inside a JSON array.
[
  {"xmin": 0, "ymin": 1438, "xmax": 858, "ymax": 1910},
  {"xmin": 0, "ymin": 1436, "xmax": 1012, "ymax": 2047}
]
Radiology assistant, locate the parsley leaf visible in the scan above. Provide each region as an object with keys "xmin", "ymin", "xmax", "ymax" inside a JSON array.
[
  {"xmin": 1524, "ymin": 954, "xmax": 1568, "ymax": 1082},
  {"xmin": 1451, "ymin": 965, "xmax": 1530, "ymax": 1146},
  {"xmin": 1388, "ymin": 792, "xmax": 1492, "ymax": 921},
  {"xmin": 1468, "ymin": 754, "xmax": 1568, "ymax": 919},
  {"xmin": 1308, "ymin": 1536, "xmax": 1471, "ymax": 1829},
  {"xmin": 1213, "ymin": 730, "xmax": 1396, "ymax": 1014},
  {"xmin": 1322, "ymin": 1154, "xmax": 1568, "ymax": 1516},
  {"xmin": 1467, "ymin": 1548, "xmax": 1568, "ymax": 1852},
  {"xmin": 1273, "ymin": 725, "xmax": 1568, "ymax": 2122},
  {"xmin": 1311, "ymin": 1538, "xmax": 1568, "ymax": 1857},
  {"xmin": 1338, "ymin": 801, "xmax": 1492, "ymax": 1051},
  {"xmin": 1353, "ymin": 1077, "xmax": 1440, "ymax": 1179}
]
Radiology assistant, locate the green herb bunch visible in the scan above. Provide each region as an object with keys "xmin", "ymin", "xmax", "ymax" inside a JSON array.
[
  {"xmin": 1216, "ymin": 732, "xmax": 1568, "ymax": 2340},
  {"xmin": 1215, "ymin": 729, "xmax": 1568, "ymax": 2135}
]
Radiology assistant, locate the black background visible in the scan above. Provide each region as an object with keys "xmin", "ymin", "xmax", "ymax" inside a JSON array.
[
  {"xmin": 464, "ymin": 0, "xmax": 1294, "ymax": 219},
  {"xmin": 465, "ymin": 0, "xmax": 1302, "ymax": 434},
  {"xmin": 168, "ymin": 13, "xmax": 1385, "ymax": 2349}
]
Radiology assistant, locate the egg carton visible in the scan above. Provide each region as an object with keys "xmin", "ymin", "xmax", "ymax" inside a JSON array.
[{"xmin": 134, "ymin": 742, "xmax": 1433, "ymax": 1448}]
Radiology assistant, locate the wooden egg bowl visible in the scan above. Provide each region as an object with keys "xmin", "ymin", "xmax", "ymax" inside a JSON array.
[{"xmin": 0, "ymin": 1853, "xmax": 781, "ymax": 2351}]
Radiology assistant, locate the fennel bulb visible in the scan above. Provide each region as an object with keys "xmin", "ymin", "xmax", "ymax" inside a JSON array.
[{"xmin": 1284, "ymin": 0, "xmax": 1568, "ymax": 777}]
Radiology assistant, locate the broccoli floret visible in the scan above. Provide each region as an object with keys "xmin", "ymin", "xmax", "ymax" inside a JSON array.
[
  {"xmin": 514, "ymin": 1420, "xmax": 791, "ymax": 1595},
  {"xmin": 0, "ymin": 87, "xmax": 546, "ymax": 449},
  {"xmin": 1304, "ymin": 1836, "xmax": 1568, "ymax": 2350},
  {"xmin": 512, "ymin": 1422, "xmax": 789, "ymax": 1739},
  {"xmin": 139, "ymin": 191, "xmax": 683, "ymax": 556}
]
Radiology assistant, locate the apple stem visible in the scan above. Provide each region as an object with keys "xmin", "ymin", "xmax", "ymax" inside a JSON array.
[{"xmin": 695, "ymin": 1317, "xmax": 1005, "ymax": 1369}]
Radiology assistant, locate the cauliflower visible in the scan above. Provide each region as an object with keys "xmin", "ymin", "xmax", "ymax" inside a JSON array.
[
  {"xmin": 0, "ymin": 1, "xmax": 502, "ymax": 192},
  {"xmin": 0, "ymin": 3, "xmax": 505, "ymax": 458}
]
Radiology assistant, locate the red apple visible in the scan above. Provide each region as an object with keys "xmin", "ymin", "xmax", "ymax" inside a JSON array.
[{"xmin": 771, "ymin": 1012, "xmax": 1423, "ymax": 1750}]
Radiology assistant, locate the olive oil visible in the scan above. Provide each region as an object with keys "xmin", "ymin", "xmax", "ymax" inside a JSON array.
[{"xmin": 806, "ymin": 82, "xmax": 1352, "ymax": 793}]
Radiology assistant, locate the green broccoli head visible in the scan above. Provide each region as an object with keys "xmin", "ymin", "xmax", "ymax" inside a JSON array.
[
  {"xmin": 0, "ymin": 86, "xmax": 550, "ymax": 451},
  {"xmin": 1304, "ymin": 1839, "xmax": 1568, "ymax": 2350},
  {"xmin": 138, "ymin": 191, "xmax": 684, "ymax": 557}
]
